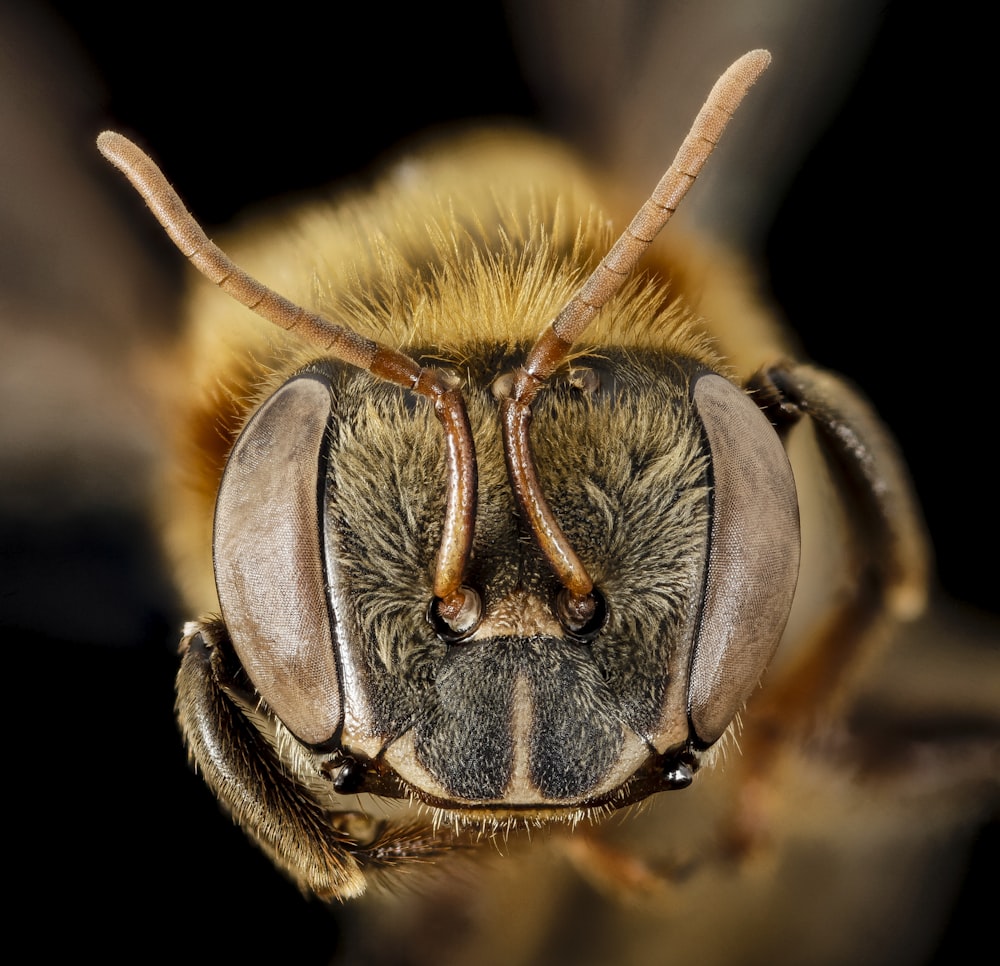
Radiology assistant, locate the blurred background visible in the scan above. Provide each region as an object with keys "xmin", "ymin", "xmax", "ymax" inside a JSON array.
[{"xmin": 2, "ymin": 2, "xmax": 994, "ymax": 962}]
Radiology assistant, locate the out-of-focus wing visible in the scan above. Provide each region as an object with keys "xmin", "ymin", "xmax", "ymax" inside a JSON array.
[
  {"xmin": 0, "ymin": 5, "xmax": 176, "ymax": 646},
  {"xmin": 507, "ymin": 0, "xmax": 883, "ymax": 252}
]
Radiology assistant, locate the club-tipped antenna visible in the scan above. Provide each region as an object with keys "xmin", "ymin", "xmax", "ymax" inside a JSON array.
[
  {"xmin": 500, "ymin": 50, "xmax": 772, "ymax": 631},
  {"xmin": 97, "ymin": 131, "xmax": 480, "ymax": 634}
]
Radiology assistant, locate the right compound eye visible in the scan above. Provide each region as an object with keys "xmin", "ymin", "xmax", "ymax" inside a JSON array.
[{"xmin": 685, "ymin": 373, "xmax": 800, "ymax": 747}]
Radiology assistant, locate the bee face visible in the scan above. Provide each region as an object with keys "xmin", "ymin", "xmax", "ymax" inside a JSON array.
[
  {"xmin": 210, "ymin": 342, "xmax": 798, "ymax": 817},
  {"xmin": 100, "ymin": 51, "xmax": 932, "ymax": 903}
]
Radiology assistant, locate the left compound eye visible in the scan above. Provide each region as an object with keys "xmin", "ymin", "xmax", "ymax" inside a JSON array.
[{"xmin": 213, "ymin": 372, "xmax": 343, "ymax": 746}]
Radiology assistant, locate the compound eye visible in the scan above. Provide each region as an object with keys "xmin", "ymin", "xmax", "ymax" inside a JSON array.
[
  {"xmin": 688, "ymin": 374, "xmax": 800, "ymax": 746},
  {"xmin": 214, "ymin": 373, "xmax": 342, "ymax": 746}
]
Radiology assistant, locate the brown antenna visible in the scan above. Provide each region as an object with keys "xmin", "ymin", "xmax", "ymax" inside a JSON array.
[
  {"xmin": 97, "ymin": 132, "xmax": 480, "ymax": 633},
  {"xmin": 499, "ymin": 50, "xmax": 772, "ymax": 630}
]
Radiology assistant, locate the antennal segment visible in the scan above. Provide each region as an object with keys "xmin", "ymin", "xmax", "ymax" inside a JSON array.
[
  {"xmin": 97, "ymin": 132, "xmax": 478, "ymax": 632},
  {"xmin": 499, "ymin": 50, "xmax": 771, "ymax": 631}
]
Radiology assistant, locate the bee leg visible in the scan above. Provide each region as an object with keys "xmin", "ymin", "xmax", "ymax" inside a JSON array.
[
  {"xmin": 720, "ymin": 363, "xmax": 932, "ymax": 858},
  {"xmin": 749, "ymin": 362, "xmax": 929, "ymax": 722},
  {"xmin": 175, "ymin": 620, "xmax": 459, "ymax": 900},
  {"xmin": 559, "ymin": 832, "xmax": 700, "ymax": 900}
]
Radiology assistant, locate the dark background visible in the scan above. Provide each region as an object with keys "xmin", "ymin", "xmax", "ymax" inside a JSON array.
[{"xmin": 5, "ymin": 2, "xmax": 994, "ymax": 962}]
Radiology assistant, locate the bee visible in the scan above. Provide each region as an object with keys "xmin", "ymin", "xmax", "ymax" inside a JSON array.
[
  {"xmin": 96, "ymin": 19, "xmax": 963, "ymax": 915},
  {"xmin": 99, "ymin": 49, "xmax": 830, "ymax": 890},
  {"xmin": 11, "ymin": 3, "xmax": 995, "ymax": 963}
]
